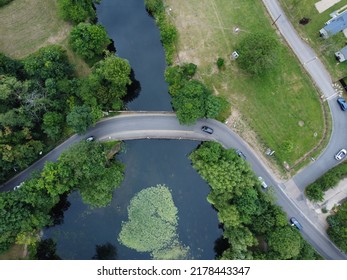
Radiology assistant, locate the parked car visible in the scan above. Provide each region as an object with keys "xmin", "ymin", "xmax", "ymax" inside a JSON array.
[
  {"xmin": 335, "ymin": 148, "xmax": 347, "ymax": 160},
  {"xmin": 337, "ymin": 97, "xmax": 347, "ymax": 111},
  {"xmin": 290, "ymin": 217, "xmax": 303, "ymax": 230},
  {"xmin": 86, "ymin": 136, "xmax": 95, "ymax": 142},
  {"xmin": 258, "ymin": 176, "xmax": 268, "ymax": 189},
  {"xmin": 201, "ymin": 126, "xmax": 213, "ymax": 134},
  {"xmin": 236, "ymin": 149, "xmax": 246, "ymax": 160}
]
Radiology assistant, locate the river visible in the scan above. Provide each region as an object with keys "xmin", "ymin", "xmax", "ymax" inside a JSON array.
[{"xmin": 42, "ymin": 0, "xmax": 222, "ymax": 260}]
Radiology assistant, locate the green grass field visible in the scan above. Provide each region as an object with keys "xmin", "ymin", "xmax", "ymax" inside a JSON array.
[
  {"xmin": 165, "ymin": 0, "xmax": 327, "ymax": 170},
  {"xmin": 279, "ymin": 0, "xmax": 347, "ymax": 80},
  {"xmin": 0, "ymin": 0, "xmax": 90, "ymax": 77}
]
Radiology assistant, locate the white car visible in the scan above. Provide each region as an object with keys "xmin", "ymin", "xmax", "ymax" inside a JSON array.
[
  {"xmin": 13, "ymin": 182, "xmax": 24, "ymax": 191},
  {"xmin": 258, "ymin": 176, "xmax": 268, "ymax": 189},
  {"xmin": 335, "ymin": 149, "xmax": 347, "ymax": 160}
]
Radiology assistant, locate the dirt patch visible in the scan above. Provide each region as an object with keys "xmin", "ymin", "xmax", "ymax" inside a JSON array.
[{"xmin": 225, "ymin": 109, "xmax": 287, "ymax": 180}]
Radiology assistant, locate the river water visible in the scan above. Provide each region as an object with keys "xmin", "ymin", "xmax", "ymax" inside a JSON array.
[{"xmin": 42, "ymin": 0, "xmax": 222, "ymax": 260}]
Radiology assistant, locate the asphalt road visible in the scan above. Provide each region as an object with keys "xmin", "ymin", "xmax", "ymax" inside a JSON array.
[{"xmin": 2, "ymin": 112, "xmax": 346, "ymax": 259}]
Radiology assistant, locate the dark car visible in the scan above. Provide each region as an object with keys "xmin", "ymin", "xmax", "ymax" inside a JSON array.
[
  {"xmin": 290, "ymin": 217, "xmax": 303, "ymax": 230},
  {"xmin": 236, "ymin": 149, "xmax": 246, "ymax": 160},
  {"xmin": 337, "ymin": 97, "xmax": 347, "ymax": 111},
  {"xmin": 201, "ymin": 126, "xmax": 213, "ymax": 134}
]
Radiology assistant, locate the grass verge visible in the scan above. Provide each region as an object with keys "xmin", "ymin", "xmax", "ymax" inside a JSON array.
[{"xmin": 164, "ymin": 0, "xmax": 327, "ymax": 171}]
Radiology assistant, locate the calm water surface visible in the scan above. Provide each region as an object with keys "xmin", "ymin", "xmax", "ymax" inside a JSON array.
[{"xmin": 42, "ymin": 1, "xmax": 222, "ymax": 259}]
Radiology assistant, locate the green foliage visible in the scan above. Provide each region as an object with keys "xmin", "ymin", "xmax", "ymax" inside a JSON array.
[
  {"xmin": 0, "ymin": 0, "xmax": 13, "ymax": 7},
  {"xmin": 0, "ymin": 53, "xmax": 22, "ymax": 76},
  {"xmin": 0, "ymin": 140, "xmax": 124, "ymax": 252},
  {"xmin": 144, "ymin": 0, "xmax": 164, "ymax": 16},
  {"xmin": 69, "ymin": 23, "xmax": 111, "ymax": 60},
  {"xmin": 42, "ymin": 112, "xmax": 65, "ymax": 141},
  {"xmin": 80, "ymin": 53, "xmax": 131, "ymax": 110},
  {"xmin": 305, "ymin": 162, "xmax": 347, "ymax": 202},
  {"xmin": 268, "ymin": 227, "xmax": 302, "ymax": 259},
  {"xmin": 145, "ymin": 0, "xmax": 177, "ymax": 64},
  {"xmin": 23, "ymin": 45, "xmax": 73, "ymax": 81},
  {"xmin": 165, "ymin": 64, "xmax": 227, "ymax": 124},
  {"xmin": 216, "ymin": 57, "xmax": 225, "ymax": 70},
  {"xmin": 327, "ymin": 202, "xmax": 347, "ymax": 253},
  {"xmin": 66, "ymin": 104, "xmax": 94, "ymax": 134},
  {"xmin": 190, "ymin": 142, "xmax": 321, "ymax": 259},
  {"xmin": 118, "ymin": 185, "xmax": 189, "ymax": 259},
  {"xmin": 237, "ymin": 32, "xmax": 280, "ymax": 75},
  {"xmin": 57, "ymin": 0, "xmax": 97, "ymax": 24}
]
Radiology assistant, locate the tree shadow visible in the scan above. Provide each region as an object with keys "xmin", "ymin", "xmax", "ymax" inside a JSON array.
[{"xmin": 92, "ymin": 242, "xmax": 118, "ymax": 260}]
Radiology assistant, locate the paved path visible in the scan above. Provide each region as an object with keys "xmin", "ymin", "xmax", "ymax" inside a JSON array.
[{"xmin": 263, "ymin": 0, "xmax": 347, "ymax": 259}]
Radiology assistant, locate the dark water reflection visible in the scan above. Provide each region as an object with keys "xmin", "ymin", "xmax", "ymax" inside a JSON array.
[
  {"xmin": 43, "ymin": 140, "xmax": 222, "ymax": 259},
  {"xmin": 96, "ymin": 0, "xmax": 172, "ymax": 111}
]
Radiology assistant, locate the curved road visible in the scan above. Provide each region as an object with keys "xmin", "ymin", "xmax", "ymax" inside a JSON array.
[
  {"xmin": 1, "ymin": 112, "xmax": 346, "ymax": 259},
  {"xmin": 1, "ymin": 1, "xmax": 347, "ymax": 260}
]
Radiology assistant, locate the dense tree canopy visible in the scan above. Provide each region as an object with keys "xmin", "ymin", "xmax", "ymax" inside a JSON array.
[
  {"xmin": 80, "ymin": 54, "xmax": 131, "ymax": 110},
  {"xmin": 69, "ymin": 23, "xmax": 111, "ymax": 60},
  {"xmin": 57, "ymin": 0, "xmax": 100, "ymax": 24},
  {"xmin": 237, "ymin": 32, "xmax": 280, "ymax": 75},
  {"xmin": 0, "ymin": 140, "xmax": 124, "ymax": 253},
  {"xmin": 327, "ymin": 201, "xmax": 347, "ymax": 253},
  {"xmin": 190, "ymin": 142, "xmax": 321, "ymax": 259},
  {"xmin": 165, "ymin": 64, "xmax": 227, "ymax": 124}
]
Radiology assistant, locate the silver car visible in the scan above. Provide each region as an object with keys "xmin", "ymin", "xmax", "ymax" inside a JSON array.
[
  {"xmin": 258, "ymin": 176, "xmax": 268, "ymax": 189},
  {"xmin": 335, "ymin": 149, "xmax": 347, "ymax": 160}
]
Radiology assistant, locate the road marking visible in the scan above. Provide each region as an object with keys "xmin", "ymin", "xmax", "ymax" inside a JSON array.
[
  {"xmin": 304, "ymin": 56, "xmax": 317, "ymax": 65},
  {"xmin": 326, "ymin": 92, "xmax": 338, "ymax": 100}
]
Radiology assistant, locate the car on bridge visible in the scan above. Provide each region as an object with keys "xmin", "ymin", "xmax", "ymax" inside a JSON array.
[
  {"xmin": 337, "ymin": 97, "xmax": 347, "ymax": 111},
  {"xmin": 201, "ymin": 126, "xmax": 213, "ymax": 134},
  {"xmin": 335, "ymin": 148, "xmax": 347, "ymax": 160}
]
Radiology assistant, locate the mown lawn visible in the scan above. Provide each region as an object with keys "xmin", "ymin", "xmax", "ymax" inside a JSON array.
[
  {"xmin": 0, "ymin": 0, "xmax": 90, "ymax": 77},
  {"xmin": 279, "ymin": 0, "xmax": 347, "ymax": 80},
  {"xmin": 164, "ymin": 0, "xmax": 326, "ymax": 169}
]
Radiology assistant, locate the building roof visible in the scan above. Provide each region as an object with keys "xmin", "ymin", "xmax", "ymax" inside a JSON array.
[
  {"xmin": 335, "ymin": 45, "xmax": 347, "ymax": 62},
  {"xmin": 320, "ymin": 10, "xmax": 347, "ymax": 38}
]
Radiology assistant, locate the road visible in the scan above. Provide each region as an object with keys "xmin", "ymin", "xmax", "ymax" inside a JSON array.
[
  {"xmin": 262, "ymin": 0, "xmax": 347, "ymax": 259},
  {"xmin": 1, "ymin": 112, "xmax": 346, "ymax": 259}
]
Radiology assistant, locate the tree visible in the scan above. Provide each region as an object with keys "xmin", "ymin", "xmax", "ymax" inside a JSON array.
[
  {"xmin": 23, "ymin": 45, "xmax": 72, "ymax": 81},
  {"xmin": 268, "ymin": 227, "xmax": 301, "ymax": 259},
  {"xmin": 69, "ymin": 23, "xmax": 111, "ymax": 60},
  {"xmin": 172, "ymin": 80, "xmax": 208, "ymax": 124},
  {"xmin": 0, "ymin": 53, "xmax": 22, "ymax": 76},
  {"xmin": 80, "ymin": 54, "xmax": 131, "ymax": 110},
  {"xmin": 66, "ymin": 105, "xmax": 94, "ymax": 134},
  {"xmin": 237, "ymin": 32, "xmax": 280, "ymax": 75},
  {"xmin": 42, "ymin": 112, "xmax": 65, "ymax": 141},
  {"xmin": 327, "ymin": 202, "xmax": 347, "ymax": 253},
  {"xmin": 57, "ymin": 0, "xmax": 97, "ymax": 24}
]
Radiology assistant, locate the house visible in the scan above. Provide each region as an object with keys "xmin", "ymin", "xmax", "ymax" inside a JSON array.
[
  {"xmin": 335, "ymin": 45, "xmax": 347, "ymax": 62},
  {"xmin": 319, "ymin": 9, "xmax": 347, "ymax": 38}
]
